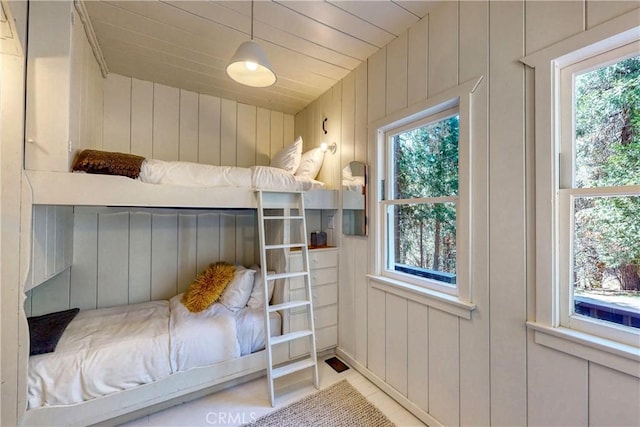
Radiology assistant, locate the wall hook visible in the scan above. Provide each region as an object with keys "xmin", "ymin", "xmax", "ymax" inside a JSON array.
[{"xmin": 322, "ymin": 117, "xmax": 328, "ymax": 135}]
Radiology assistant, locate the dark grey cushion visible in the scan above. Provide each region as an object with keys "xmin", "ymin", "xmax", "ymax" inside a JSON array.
[{"xmin": 28, "ymin": 308, "xmax": 79, "ymax": 356}]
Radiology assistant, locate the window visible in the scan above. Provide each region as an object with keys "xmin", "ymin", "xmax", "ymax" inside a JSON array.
[
  {"xmin": 522, "ymin": 10, "xmax": 640, "ymax": 354},
  {"xmin": 559, "ymin": 44, "xmax": 640, "ymax": 344},
  {"xmin": 370, "ymin": 79, "xmax": 479, "ymax": 307},
  {"xmin": 383, "ymin": 109, "xmax": 459, "ymax": 293}
]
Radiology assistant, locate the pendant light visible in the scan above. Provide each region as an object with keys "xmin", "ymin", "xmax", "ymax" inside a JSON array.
[{"xmin": 226, "ymin": 0, "xmax": 276, "ymax": 87}]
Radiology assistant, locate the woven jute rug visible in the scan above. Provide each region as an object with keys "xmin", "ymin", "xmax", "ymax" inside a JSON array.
[{"xmin": 244, "ymin": 379, "xmax": 395, "ymax": 427}]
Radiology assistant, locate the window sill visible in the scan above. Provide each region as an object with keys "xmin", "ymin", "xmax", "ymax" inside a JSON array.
[
  {"xmin": 367, "ymin": 274, "xmax": 476, "ymax": 319},
  {"xmin": 526, "ymin": 322, "xmax": 640, "ymax": 378}
]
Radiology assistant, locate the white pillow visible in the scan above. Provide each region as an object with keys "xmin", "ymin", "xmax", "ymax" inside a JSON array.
[
  {"xmin": 219, "ymin": 266, "xmax": 255, "ymax": 312},
  {"xmin": 246, "ymin": 265, "xmax": 276, "ymax": 308},
  {"xmin": 270, "ymin": 136, "xmax": 303, "ymax": 173},
  {"xmin": 295, "ymin": 147, "xmax": 325, "ymax": 179}
]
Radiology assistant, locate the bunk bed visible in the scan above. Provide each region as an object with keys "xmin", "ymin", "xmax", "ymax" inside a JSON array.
[{"xmin": 20, "ymin": 144, "xmax": 338, "ymax": 426}]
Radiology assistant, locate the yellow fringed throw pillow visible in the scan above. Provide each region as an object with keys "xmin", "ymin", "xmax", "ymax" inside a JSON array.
[{"xmin": 182, "ymin": 262, "xmax": 236, "ymax": 312}]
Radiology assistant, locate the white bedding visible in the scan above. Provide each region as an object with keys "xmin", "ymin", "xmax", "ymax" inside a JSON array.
[
  {"xmin": 28, "ymin": 298, "xmax": 280, "ymax": 409},
  {"xmin": 27, "ymin": 301, "xmax": 171, "ymax": 409},
  {"xmin": 140, "ymin": 160, "xmax": 325, "ymax": 191}
]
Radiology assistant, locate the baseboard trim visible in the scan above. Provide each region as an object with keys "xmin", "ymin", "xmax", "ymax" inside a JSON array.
[{"xmin": 336, "ymin": 349, "xmax": 443, "ymax": 427}]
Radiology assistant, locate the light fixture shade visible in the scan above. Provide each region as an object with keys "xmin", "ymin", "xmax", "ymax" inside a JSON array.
[{"xmin": 226, "ymin": 40, "xmax": 276, "ymax": 87}]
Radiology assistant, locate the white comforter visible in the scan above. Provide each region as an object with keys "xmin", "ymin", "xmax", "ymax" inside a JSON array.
[
  {"xmin": 140, "ymin": 160, "xmax": 324, "ymax": 191},
  {"xmin": 27, "ymin": 298, "xmax": 279, "ymax": 409}
]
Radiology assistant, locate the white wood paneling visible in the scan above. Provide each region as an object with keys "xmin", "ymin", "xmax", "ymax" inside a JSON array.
[
  {"xmin": 407, "ymin": 301, "xmax": 429, "ymax": 413},
  {"xmin": 589, "ymin": 363, "xmax": 640, "ymax": 426},
  {"xmin": 354, "ymin": 62, "xmax": 368, "ymax": 164},
  {"xmin": 489, "ymin": 2, "xmax": 528, "ymax": 426},
  {"xmin": 354, "ymin": 239, "xmax": 369, "ymax": 364},
  {"xmin": 525, "ymin": 0, "xmax": 584, "ymax": 54},
  {"xmin": 69, "ymin": 211, "xmax": 98, "ymax": 310},
  {"xmin": 220, "ymin": 99, "xmax": 238, "ymax": 167},
  {"xmin": 97, "ymin": 212, "xmax": 129, "ymax": 308},
  {"xmin": 237, "ymin": 104, "xmax": 257, "ymax": 168},
  {"xmin": 428, "ymin": 309, "xmax": 460, "ymax": 427},
  {"xmin": 29, "ymin": 208, "xmax": 258, "ymax": 311},
  {"xmin": 459, "ymin": 1, "xmax": 491, "ymax": 426},
  {"xmin": 407, "ymin": 17, "xmax": 429, "ymax": 105},
  {"xmin": 385, "ymin": 294, "xmax": 408, "ymax": 395},
  {"xmin": 104, "ymin": 74, "xmax": 131, "ymax": 154},
  {"xmin": 528, "ymin": 341, "xmax": 588, "ymax": 426},
  {"xmin": 179, "ymin": 90, "xmax": 199, "ymax": 163},
  {"xmin": 427, "ymin": 1, "xmax": 458, "ymax": 95},
  {"xmin": 340, "ymin": 71, "xmax": 355, "ymax": 165},
  {"xmin": 198, "ymin": 94, "xmax": 221, "ymax": 165},
  {"xmin": 152, "ymin": 84, "xmax": 180, "ymax": 161},
  {"xmin": 129, "ymin": 212, "xmax": 152, "ymax": 304},
  {"xmin": 151, "ymin": 214, "xmax": 179, "ymax": 300},
  {"xmin": 367, "ymin": 47, "xmax": 386, "ymax": 123},
  {"xmin": 586, "ymin": 0, "xmax": 639, "ymax": 29},
  {"xmin": 130, "ymin": 78, "xmax": 153, "ymax": 158},
  {"xmin": 368, "ymin": 285, "xmax": 386, "ymax": 379},
  {"xmin": 102, "ymin": 74, "xmax": 294, "ymax": 168},
  {"xmin": 386, "ymin": 32, "xmax": 408, "ymax": 115}
]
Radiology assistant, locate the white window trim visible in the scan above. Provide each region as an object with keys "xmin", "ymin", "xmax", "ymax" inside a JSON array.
[
  {"xmin": 368, "ymin": 77, "xmax": 483, "ymax": 316},
  {"xmin": 521, "ymin": 9, "xmax": 640, "ymax": 363}
]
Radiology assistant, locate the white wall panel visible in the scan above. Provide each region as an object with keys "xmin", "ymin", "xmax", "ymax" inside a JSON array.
[
  {"xmin": 150, "ymin": 214, "xmax": 179, "ymax": 300},
  {"xmin": 198, "ymin": 94, "xmax": 221, "ymax": 166},
  {"xmin": 385, "ymin": 293, "xmax": 408, "ymax": 395},
  {"xmin": 525, "ymin": 0, "xmax": 584, "ymax": 54},
  {"xmin": 528, "ymin": 342, "xmax": 588, "ymax": 426},
  {"xmin": 152, "ymin": 84, "xmax": 180, "ymax": 161},
  {"xmin": 367, "ymin": 47, "xmax": 386, "ymax": 123},
  {"xmin": 129, "ymin": 212, "xmax": 152, "ymax": 304},
  {"xmin": 368, "ymin": 285, "xmax": 386, "ymax": 379},
  {"xmin": 97, "ymin": 212, "xmax": 129, "ymax": 308},
  {"xmin": 407, "ymin": 301, "xmax": 429, "ymax": 412},
  {"xmin": 177, "ymin": 214, "xmax": 198, "ymax": 295},
  {"xmin": 386, "ymin": 32, "xmax": 408, "ymax": 115},
  {"xmin": 196, "ymin": 213, "xmax": 221, "ymax": 272},
  {"xmin": 70, "ymin": 210, "xmax": 98, "ymax": 310},
  {"xmin": 103, "ymin": 74, "xmax": 131, "ymax": 153},
  {"xmin": 179, "ymin": 90, "xmax": 199, "ymax": 163},
  {"xmin": 354, "ymin": 239, "xmax": 368, "ymax": 364},
  {"xmin": 270, "ymin": 111, "xmax": 285, "ymax": 158},
  {"xmin": 408, "ymin": 17, "xmax": 428, "ymax": 105},
  {"xmin": 589, "ymin": 363, "xmax": 640, "ymax": 426},
  {"xmin": 428, "ymin": 309, "xmax": 459, "ymax": 427},
  {"xmin": 459, "ymin": 1, "xmax": 491, "ymax": 426},
  {"xmin": 586, "ymin": 0, "xmax": 639, "ymax": 28},
  {"xmin": 237, "ymin": 104, "xmax": 257, "ymax": 168},
  {"xmin": 220, "ymin": 99, "xmax": 237, "ymax": 166},
  {"xmin": 489, "ymin": 2, "xmax": 528, "ymax": 425},
  {"xmin": 130, "ymin": 78, "xmax": 153, "ymax": 158},
  {"xmin": 256, "ymin": 108, "xmax": 271, "ymax": 166},
  {"xmin": 427, "ymin": 1, "xmax": 458, "ymax": 95}
]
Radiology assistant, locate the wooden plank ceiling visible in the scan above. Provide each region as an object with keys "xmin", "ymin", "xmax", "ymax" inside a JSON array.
[{"xmin": 84, "ymin": 1, "xmax": 438, "ymax": 115}]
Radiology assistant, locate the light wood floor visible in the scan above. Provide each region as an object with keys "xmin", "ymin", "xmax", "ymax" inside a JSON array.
[{"xmin": 120, "ymin": 354, "xmax": 426, "ymax": 426}]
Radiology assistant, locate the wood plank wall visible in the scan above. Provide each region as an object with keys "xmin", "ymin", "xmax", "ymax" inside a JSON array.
[
  {"xmin": 101, "ymin": 73, "xmax": 295, "ymax": 166},
  {"xmin": 297, "ymin": 1, "xmax": 640, "ymax": 426},
  {"xmin": 25, "ymin": 207, "xmax": 259, "ymax": 316}
]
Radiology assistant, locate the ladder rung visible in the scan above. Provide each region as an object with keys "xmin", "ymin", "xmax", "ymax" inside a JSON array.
[
  {"xmin": 266, "ymin": 271, "xmax": 309, "ymax": 281},
  {"xmin": 268, "ymin": 300, "xmax": 311, "ymax": 312},
  {"xmin": 270, "ymin": 329, "xmax": 313, "ymax": 346},
  {"xmin": 272, "ymin": 357, "xmax": 316, "ymax": 379},
  {"xmin": 263, "ymin": 216, "xmax": 304, "ymax": 220},
  {"xmin": 265, "ymin": 243, "xmax": 306, "ymax": 250}
]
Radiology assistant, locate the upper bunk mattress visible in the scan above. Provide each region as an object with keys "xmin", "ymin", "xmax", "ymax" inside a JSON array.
[{"xmin": 140, "ymin": 160, "xmax": 324, "ymax": 191}]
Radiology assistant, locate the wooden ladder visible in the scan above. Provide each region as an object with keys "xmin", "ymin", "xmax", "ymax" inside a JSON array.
[{"xmin": 256, "ymin": 190, "xmax": 319, "ymax": 407}]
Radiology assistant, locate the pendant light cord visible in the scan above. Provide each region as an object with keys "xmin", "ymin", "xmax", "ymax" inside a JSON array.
[{"xmin": 250, "ymin": 0, "xmax": 254, "ymax": 41}]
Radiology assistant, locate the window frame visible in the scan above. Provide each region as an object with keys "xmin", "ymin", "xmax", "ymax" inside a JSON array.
[
  {"xmin": 369, "ymin": 78, "xmax": 483, "ymax": 309},
  {"xmin": 558, "ymin": 42, "xmax": 640, "ymax": 346},
  {"xmin": 382, "ymin": 107, "xmax": 461, "ymax": 296},
  {"xmin": 521, "ymin": 9, "xmax": 640, "ymax": 360}
]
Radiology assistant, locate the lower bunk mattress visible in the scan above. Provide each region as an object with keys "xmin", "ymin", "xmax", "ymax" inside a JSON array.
[{"xmin": 27, "ymin": 295, "xmax": 280, "ymax": 409}]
